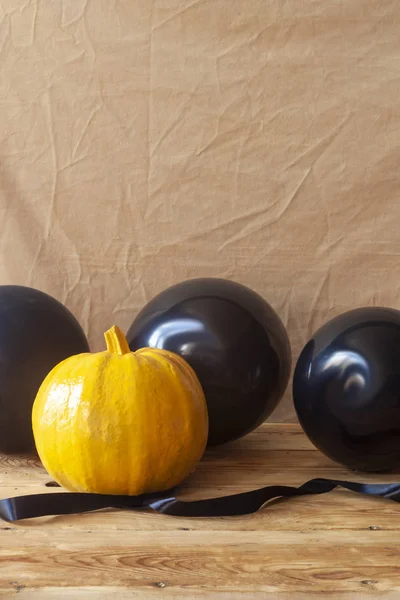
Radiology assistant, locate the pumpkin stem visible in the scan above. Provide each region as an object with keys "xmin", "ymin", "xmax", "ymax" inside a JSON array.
[{"xmin": 105, "ymin": 325, "xmax": 131, "ymax": 355}]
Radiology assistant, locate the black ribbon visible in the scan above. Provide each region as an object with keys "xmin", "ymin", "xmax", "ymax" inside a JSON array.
[{"xmin": 2, "ymin": 478, "xmax": 400, "ymax": 522}]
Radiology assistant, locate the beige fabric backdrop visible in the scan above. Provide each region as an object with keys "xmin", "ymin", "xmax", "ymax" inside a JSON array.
[{"xmin": 1, "ymin": 0, "xmax": 399, "ymax": 421}]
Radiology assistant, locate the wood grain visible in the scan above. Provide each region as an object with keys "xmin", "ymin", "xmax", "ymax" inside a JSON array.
[{"xmin": 1, "ymin": 423, "xmax": 400, "ymax": 598}]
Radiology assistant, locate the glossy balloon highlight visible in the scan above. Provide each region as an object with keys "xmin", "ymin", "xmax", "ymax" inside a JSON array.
[
  {"xmin": 293, "ymin": 307, "xmax": 400, "ymax": 472},
  {"xmin": 127, "ymin": 278, "xmax": 291, "ymax": 446}
]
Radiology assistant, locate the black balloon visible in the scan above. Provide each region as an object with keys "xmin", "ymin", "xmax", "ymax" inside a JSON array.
[
  {"xmin": 293, "ymin": 307, "xmax": 400, "ymax": 472},
  {"xmin": 0, "ymin": 286, "xmax": 89, "ymax": 453},
  {"xmin": 127, "ymin": 278, "xmax": 291, "ymax": 446}
]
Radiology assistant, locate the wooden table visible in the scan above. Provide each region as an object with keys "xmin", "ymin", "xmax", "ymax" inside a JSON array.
[{"xmin": 1, "ymin": 423, "xmax": 400, "ymax": 599}]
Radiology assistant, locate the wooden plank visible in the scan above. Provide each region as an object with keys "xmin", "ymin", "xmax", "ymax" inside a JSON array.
[
  {"xmin": 7, "ymin": 589, "xmax": 400, "ymax": 600},
  {"xmin": 0, "ymin": 423, "xmax": 400, "ymax": 597},
  {"xmin": 0, "ymin": 530, "xmax": 399, "ymax": 594}
]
